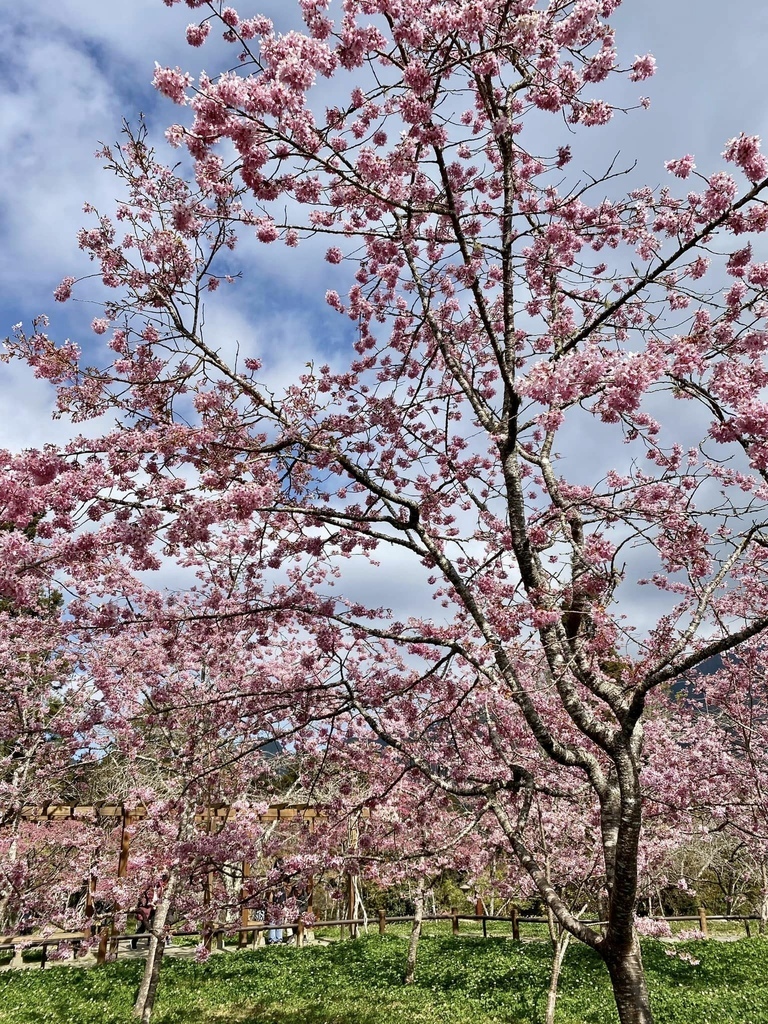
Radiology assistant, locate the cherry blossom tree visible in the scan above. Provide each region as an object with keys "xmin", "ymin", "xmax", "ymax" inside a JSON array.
[
  {"xmin": 8, "ymin": 1, "xmax": 768, "ymax": 1021},
  {"xmin": 690, "ymin": 646, "xmax": 768, "ymax": 930},
  {"xmin": 80, "ymin": 607, "xmax": 327, "ymax": 1022},
  {"xmin": 299, "ymin": 735, "xmax": 497, "ymax": 980},
  {"xmin": 0, "ymin": 510, "xmax": 99, "ymax": 934}
]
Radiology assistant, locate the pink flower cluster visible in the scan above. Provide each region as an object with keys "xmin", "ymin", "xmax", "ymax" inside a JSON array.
[
  {"xmin": 723, "ymin": 134, "xmax": 768, "ymax": 183},
  {"xmin": 629, "ymin": 53, "xmax": 656, "ymax": 82},
  {"xmin": 634, "ymin": 916, "xmax": 672, "ymax": 938},
  {"xmin": 665, "ymin": 154, "xmax": 696, "ymax": 179},
  {"xmin": 53, "ymin": 275, "xmax": 77, "ymax": 302},
  {"xmin": 185, "ymin": 22, "xmax": 210, "ymax": 47},
  {"xmin": 152, "ymin": 63, "xmax": 192, "ymax": 105}
]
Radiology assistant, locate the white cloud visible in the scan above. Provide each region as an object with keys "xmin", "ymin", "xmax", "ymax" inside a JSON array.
[
  {"xmin": 0, "ymin": 37, "xmax": 120, "ymax": 294},
  {"xmin": 0, "ymin": 360, "xmax": 63, "ymax": 452}
]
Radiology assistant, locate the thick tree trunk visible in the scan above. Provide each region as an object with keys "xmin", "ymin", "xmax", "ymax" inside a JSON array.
[
  {"xmin": 404, "ymin": 881, "xmax": 424, "ymax": 985},
  {"xmin": 132, "ymin": 869, "xmax": 179, "ymax": 1024},
  {"xmin": 492, "ymin": 739, "xmax": 652, "ymax": 1024},
  {"xmin": 605, "ymin": 940, "xmax": 653, "ymax": 1024}
]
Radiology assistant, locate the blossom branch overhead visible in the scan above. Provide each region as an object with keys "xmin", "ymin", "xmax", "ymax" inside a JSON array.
[{"xmin": 6, "ymin": 3, "xmax": 768, "ymax": 1021}]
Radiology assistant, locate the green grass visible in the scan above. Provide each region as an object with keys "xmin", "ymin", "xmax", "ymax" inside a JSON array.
[{"xmin": 1, "ymin": 934, "xmax": 767, "ymax": 1024}]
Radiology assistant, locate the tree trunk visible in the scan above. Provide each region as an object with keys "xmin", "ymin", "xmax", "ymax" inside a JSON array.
[
  {"xmin": 0, "ymin": 804, "xmax": 24, "ymax": 933},
  {"xmin": 545, "ymin": 929, "xmax": 572, "ymax": 1024},
  {"xmin": 132, "ymin": 869, "xmax": 179, "ymax": 1024},
  {"xmin": 760, "ymin": 862, "xmax": 768, "ymax": 935},
  {"xmin": 404, "ymin": 881, "xmax": 425, "ymax": 985},
  {"xmin": 350, "ymin": 873, "xmax": 368, "ymax": 935},
  {"xmin": 605, "ymin": 939, "xmax": 653, "ymax": 1024}
]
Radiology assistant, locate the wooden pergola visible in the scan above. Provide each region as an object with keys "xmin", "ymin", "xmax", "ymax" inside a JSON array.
[
  {"xmin": 18, "ymin": 801, "xmax": 332, "ymax": 882},
  {"xmin": 19, "ymin": 801, "xmax": 325, "ymax": 824},
  {"xmin": 16, "ymin": 801, "xmax": 365, "ymax": 933}
]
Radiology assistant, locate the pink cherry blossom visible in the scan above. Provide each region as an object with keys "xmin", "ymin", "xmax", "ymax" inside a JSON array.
[
  {"xmin": 152, "ymin": 63, "xmax": 192, "ymax": 104},
  {"xmin": 665, "ymin": 154, "xmax": 696, "ymax": 179},
  {"xmin": 185, "ymin": 22, "xmax": 210, "ymax": 47},
  {"xmin": 53, "ymin": 276, "xmax": 76, "ymax": 302},
  {"xmin": 629, "ymin": 53, "xmax": 657, "ymax": 82},
  {"xmin": 723, "ymin": 133, "xmax": 768, "ymax": 183}
]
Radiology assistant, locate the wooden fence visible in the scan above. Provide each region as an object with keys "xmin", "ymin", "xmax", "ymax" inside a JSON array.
[{"xmin": 1, "ymin": 906, "xmax": 764, "ymax": 970}]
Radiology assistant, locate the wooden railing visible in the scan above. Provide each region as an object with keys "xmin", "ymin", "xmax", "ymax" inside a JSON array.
[{"xmin": 1, "ymin": 907, "xmax": 763, "ymax": 969}]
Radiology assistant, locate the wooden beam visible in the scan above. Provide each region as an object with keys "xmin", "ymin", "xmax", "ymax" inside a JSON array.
[{"xmin": 18, "ymin": 801, "xmax": 366, "ymax": 824}]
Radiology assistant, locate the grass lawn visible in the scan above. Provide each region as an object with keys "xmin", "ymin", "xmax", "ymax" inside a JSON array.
[{"xmin": 1, "ymin": 934, "xmax": 767, "ymax": 1024}]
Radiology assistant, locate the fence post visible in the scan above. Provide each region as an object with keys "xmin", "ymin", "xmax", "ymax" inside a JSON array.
[
  {"xmin": 378, "ymin": 909, "xmax": 387, "ymax": 935},
  {"xmin": 112, "ymin": 810, "xmax": 132, "ymax": 954},
  {"xmin": 451, "ymin": 907, "xmax": 459, "ymax": 936},
  {"xmin": 239, "ymin": 861, "xmax": 251, "ymax": 948},
  {"xmin": 96, "ymin": 927, "xmax": 110, "ymax": 966},
  {"xmin": 475, "ymin": 898, "xmax": 486, "ymax": 938},
  {"xmin": 297, "ymin": 920, "xmax": 305, "ymax": 948},
  {"xmin": 85, "ymin": 874, "xmax": 96, "ymax": 925},
  {"xmin": 698, "ymin": 907, "xmax": 709, "ymax": 938},
  {"xmin": 117, "ymin": 812, "xmax": 132, "ymax": 878},
  {"xmin": 511, "ymin": 906, "xmax": 520, "ymax": 942}
]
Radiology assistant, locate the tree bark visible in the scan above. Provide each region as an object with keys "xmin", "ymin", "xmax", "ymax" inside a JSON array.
[
  {"xmin": 545, "ymin": 928, "xmax": 572, "ymax": 1024},
  {"xmin": 0, "ymin": 836, "xmax": 18, "ymax": 934},
  {"xmin": 404, "ymin": 880, "xmax": 425, "ymax": 985},
  {"xmin": 604, "ymin": 939, "xmax": 653, "ymax": 1024},
  {"xmin": 132, "ymin": 868, "xmax": 179, "ymax": 1024},
  {"xmin": 760, "ymin": 862, "xmax": 768, "ymax": 935}
]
